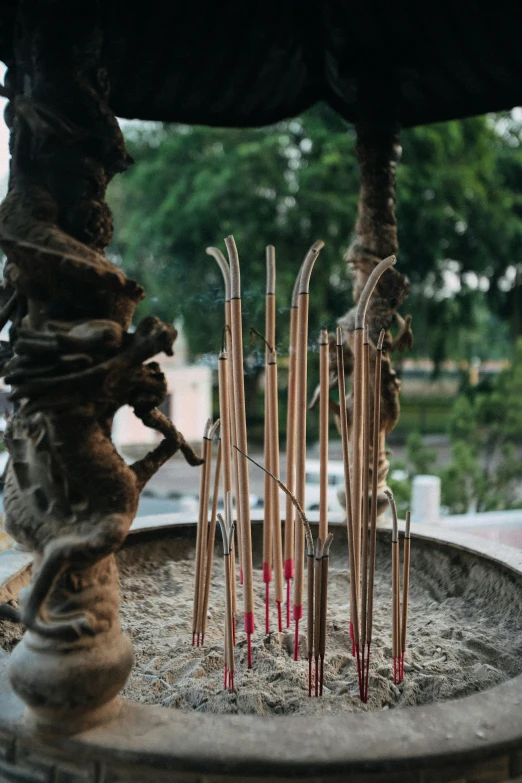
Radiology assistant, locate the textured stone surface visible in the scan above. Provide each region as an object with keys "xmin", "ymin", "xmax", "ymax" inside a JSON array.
[{"xmin": 1, "ymin": 526, "xmax": 522, "ymax": 781}]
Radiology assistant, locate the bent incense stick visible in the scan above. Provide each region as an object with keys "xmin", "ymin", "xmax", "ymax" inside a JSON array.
[
  {"xmin": 319, "ymin": 328, "xmax": 329, "ymax": 544},
  {"xmin": 400, "ymin": 509, "xmax": 411, "ymax": 682},
  {"xmin": 336, "ymin": 327, "xmax": 359, "ymax": 674},
  {"xmin": 293, "ymin": 240, "xmax": 324, "ymax": 659},
  {"xmin": 193, "ymin": 418, "xmax": 212, "ymax": 646},
  {"xmin": 201, "ymin": 436, "xmax": 222, "ymax": 646},
  {"xmin": 284, "ymin": 273, "xmax": 300, "ymax": 627},
  {"xmin": 207, "ymin": 247, "xmax": 240, "ymax": 607},
  {"xmin": 226, "ymin": 235, "xmax": 255, "ymax": 666},
  {"xmin": 263, "ymin": 246, "xmax": 276, "ymax": 633},
  {"xmin": 386, "ymin": 489, "xmax": 401, "ymax": 686},
  {"xmin": 364, "ymin": 329, "xmax": 385, "ymax": 701},
  {"xmin": 319, "ymin": 533, "xmax": 334, "ymax": 696}
]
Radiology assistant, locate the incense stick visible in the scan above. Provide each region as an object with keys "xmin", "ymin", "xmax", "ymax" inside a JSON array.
[
  {"xmin": 207, "ymin": 247, "xmax": 240, "ymax": 609},
  {"xmin": 217, "ymin": 493, "xmax": 236, "ymax": 691},
  {"xmin": 400, "ymin": 509, "xmax": 411, "ymax": 682},
  {"xmin": 386, "ymin": 489, "xmax": 401, "ymax": 686},
  {"xmin": 319, "ymin": 328, "xmax": 329, "ymax": 544},
  {"xmin": 201, "ymin": 436, "xmax": 222, "ymax": 646},
  {"xmin": 364, "ymin": 329, "xmax": 385, "ymax": 701},
  {"xmin": 293, "ymin": 240, "xmax": 324, "ymax": 660},
  {"xmin": 268, "ymin": 347, "xmax": 284, "ymax": 632},
  {"xmin": 336, "ymin": 327, "xmax": 360, "ymax": 680},
  {"xmin": 217, "ymin": 349, "xmax": 236, "ymax": 630},
  {"xmin": 226, "ymin": 235, "xmax": 255, "ymax": 666},
  {"xmin": 197, "ymin": 419, "xmax": 220, "ymax": 644},
  {"xmin": 319, "ymin": 533, "xmax": 334, "ymax": 696},
  {"xmin": 359, "ymin": 327, "xmax": 371, "ymax": 699},
  {"xmin": 307, "ymin": 538, "xmax": 315, "ymax": 697},
  {"xmin": 284, "ymin": 273, "xmax": 300, "ymax": 627},
  {"xmin": 313, "ymin": 537, "xmax": 324, "ymax": 697},
  {"xmin": 193, "ymin": 419, "xmax": 212, "ymax": 646},
  {"xmin": 263, "ymin": 246, "xmax": 276, "ymax": 633}
]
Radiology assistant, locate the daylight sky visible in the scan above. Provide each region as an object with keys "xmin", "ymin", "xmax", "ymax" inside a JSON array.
[{"xmin": 0, "ymin": 64, "xmax": 8, "ymax": 190}]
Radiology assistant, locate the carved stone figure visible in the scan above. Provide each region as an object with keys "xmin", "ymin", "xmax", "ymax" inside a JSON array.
[
  {"xmin": 337, "ymin": 80, "xmax": 412, "ymax": 516},
  {"xmin": 0, "ymin": 0, "xmax": 201, "ymax": 731}
]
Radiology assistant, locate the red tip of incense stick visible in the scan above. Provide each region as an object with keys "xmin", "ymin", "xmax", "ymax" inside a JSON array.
[
  {"xmin": 262, "ymin": 562, "xmax": 272, "ymax": 583},
  {"xmin": 197, "ymin": 634, "xmax": 200, "ymax": 647},
  {"xmin": 240, "ymin": 568, "xmax": 244, "ymax": 585},
  {"xmin": 294, "ymin": 617, "xmax": 300, "ymax": 661},
  {"xmin": 247, "ymin": 633, "xmax": 253, "ymax": 668},
  {"xmin": 314, "ymin": 657, "xmax": 319, "ymax": 697},
  {"xmin": 265, "ymin": 582, "xmax": 270, "ymax": 635},
  {"xmin": 286, "ymin": 579, "xmax": 291, "ymax": 628},
  {"xmin": 401, "ymin": 652, "xmax": 405, "ymax": 682},
  {"xmin": 244, "ymin": 611, "xmax": 255, "ymax": 635},
  {"xmin": 308, "ymin": 652, "xmax": 312, "ymax": 697},
  {"xmin": 284, "ymin": 558, "xmax": 294, "ymax": 580},
  {"xmin": 201, "ymin": 633, "xmax": 205, "ymax": 646},
  {"xmin": 293, "ymin": 604, "xmax": 303, "ymax": 620},
  {"xmin": 276, "ymin": 601, "xmax": 282, "ymax": 633}
]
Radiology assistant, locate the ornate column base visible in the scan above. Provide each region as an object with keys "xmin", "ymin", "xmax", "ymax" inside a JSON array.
[{"xmin": 9, "ymin": 627, "xmax": 133, "ymax": 734}]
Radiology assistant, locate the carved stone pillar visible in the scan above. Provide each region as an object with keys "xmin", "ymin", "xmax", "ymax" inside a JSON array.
[
  {"xmin": 0, "ymin": 0, "xmax": 200, "ymax": 733},
  {"xmin": 338, "ymin": 77, "xmax": 412, "ymax": 517}
]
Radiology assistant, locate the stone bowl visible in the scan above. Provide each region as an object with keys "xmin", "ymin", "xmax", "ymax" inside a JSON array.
[{"xmin": 1, "ymin": 514, "xmax": 522, "ymax": 783}]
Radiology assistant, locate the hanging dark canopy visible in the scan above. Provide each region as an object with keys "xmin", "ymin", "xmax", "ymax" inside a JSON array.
[{"xmin": 0, "ymin": 0, "xmax": 521, "ymax": 128}]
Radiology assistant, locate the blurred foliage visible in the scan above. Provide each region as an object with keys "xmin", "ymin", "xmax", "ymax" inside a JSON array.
[
  {"xmin": 108, "ymin": 106, "xmax": 522, "ymax": 367},
  {"xmin": 389, "ymin": 340, "xmax": 522, "ymax": 514}
]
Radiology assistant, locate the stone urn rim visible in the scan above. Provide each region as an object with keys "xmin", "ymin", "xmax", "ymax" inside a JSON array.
[{"xmin": 1, "ymin": 518, "xmax": 522, "ymax": 778}]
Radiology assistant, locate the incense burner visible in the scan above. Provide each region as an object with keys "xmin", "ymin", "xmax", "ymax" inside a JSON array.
[{"xmin": 1, "ymin": 518, "xmax": 521, "ymax": 782}]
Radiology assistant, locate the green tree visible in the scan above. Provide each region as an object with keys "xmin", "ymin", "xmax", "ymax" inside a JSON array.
[
  {"xmin": 109, "ymin": 107, "xmax": 522, "ymax": 365},
  {"xmin": 439, "ymin": 339, "xmax": 522, "ymax": 512}
]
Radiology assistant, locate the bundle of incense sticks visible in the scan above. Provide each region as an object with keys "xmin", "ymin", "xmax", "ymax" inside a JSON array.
[
  {"xmin": 195, "ymin": 238, "xmax": 413, "ymax": 702},
  {"xmin": 192, "ymin": 418, "xmax": 220, "ymax": 646},
  {"xmin": 385, "ymin": 491, "xmax": 412, "ymax": 685},
  {"xmin": 217, "ymin": 493, "xmax": 236, "ymax": 691}
]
